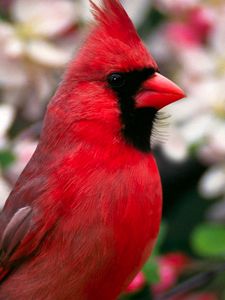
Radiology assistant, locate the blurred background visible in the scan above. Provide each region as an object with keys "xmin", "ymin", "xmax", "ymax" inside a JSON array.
[{"xmin": 0, "ymin": 0, "xmax": 224, "ymax": 299}]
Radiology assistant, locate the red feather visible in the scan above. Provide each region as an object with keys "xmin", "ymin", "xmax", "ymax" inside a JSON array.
[{"xmin": 0, "ymin": 1, "xmax": 184, "ymax": 299}]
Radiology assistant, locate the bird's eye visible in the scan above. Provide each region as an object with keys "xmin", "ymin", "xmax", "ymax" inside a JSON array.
[{"xmin": 108, "ymin": 73, "xmax": 125, "ymax": 88}]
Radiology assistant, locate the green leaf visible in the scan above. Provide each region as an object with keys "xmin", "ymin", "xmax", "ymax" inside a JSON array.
[
  {"xmin": 0, "ymin": 150, "xmax": 16, "ymax": 169},
  {"xmin": 191, "ymin": 223, "xmax": 225, "ymax": 258},
  {"xmin": 142, "ymin": 257, "xmax": 160, "ymax": 284},
  {"xmin": 152, "ymin": 222, "xmax": 167, "ymax": 256},
  {"xmin": 142, "ymin": 223, "xmax": 167, "ymax": 284}
]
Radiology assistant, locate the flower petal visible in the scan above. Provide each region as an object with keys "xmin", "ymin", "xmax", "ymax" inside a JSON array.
[
  {"xmin": 12, "ymin": 0, "xmax": 77, "ymax": 37},
  {"xmin": 199, "ymin": 166, "xmax": 225, "ymax": 199},
  {"xmin": 7, "ymin": 139, "xmax": 38, "ymax": 183},
  {"xmin": 0, "ymin": 22, "xmax": 24, "ymax": 58},
  {"xmin": 162, "ymin": 129, "xmax": 188, "ymax": 162},
  {"xmin": 26, "ymin": 40, "xmax": 72, "ymax": 67},
  {"xmin": 0, "ymin": 57, "xmax": 27, "ymax": 87},
  {"xmin": 0, "ymin": 176, "xmax": 11, "ymax": 209},
  {"xmin": 0, "ymin": 104, "xmax": 15, "ymax": 138}
]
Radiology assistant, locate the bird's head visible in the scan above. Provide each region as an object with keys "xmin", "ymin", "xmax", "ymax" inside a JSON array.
[{"xmin": 51, "ymin": 0, "xmax": 185, "ymax": 152}]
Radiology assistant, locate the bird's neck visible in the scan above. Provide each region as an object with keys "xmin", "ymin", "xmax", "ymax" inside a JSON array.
[
  {"xmin": 40, "ymin": 113, "xmax": 154, "ymax": 168},
  {"xmin": 42, "ymin": 100, "xmax": 156, "ymax": 159}
]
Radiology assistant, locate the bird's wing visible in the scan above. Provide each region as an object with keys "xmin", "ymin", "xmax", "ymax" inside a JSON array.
[
  {"xmin": 0, "ymin": 204, "xmax": 57, "ymax": 283},
  {"xmin": 0, "ymin": 206, "xmax": 32, "ymax": 263}
]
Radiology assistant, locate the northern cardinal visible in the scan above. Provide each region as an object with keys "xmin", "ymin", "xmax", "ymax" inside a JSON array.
[{"xmin": 0, "ymin": 1, "xmax": 185, "ymax": 299}]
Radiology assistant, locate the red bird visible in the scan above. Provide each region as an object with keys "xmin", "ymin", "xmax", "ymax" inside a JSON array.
[{"xmin": 0, "ymin": 1, "xmax": 185, "ymax": 299}]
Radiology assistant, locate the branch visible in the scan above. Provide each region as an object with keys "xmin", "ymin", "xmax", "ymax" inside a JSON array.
[{"xmin": 155, "ymin": 263, "xmax": 225, "ymax": 300}]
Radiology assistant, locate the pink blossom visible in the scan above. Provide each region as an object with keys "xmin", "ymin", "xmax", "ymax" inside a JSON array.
[
  {"xmin": 188, "ymin": 7, "xmax": 214, "ymax": 41},
  {"xmin": 165, "ymin": 22, "xmax": 201, "ymax": 47},
  {"xmin": 164, "ymin": 6, "xmax": 214, "ymax": 49},
  {"xmin": 152, "ymin": 253, "xmax": 190, "ymax": 294},
  {"xmin": 152, "ymin": 262, "xmax": 177, "ymax": 294},
  {"xmin": 125, "ymin": 272, "xmax": 145, "ymax": 294},
  {"xmin": 160, "ymin": 253, "xmax": 190, "ymax": 274}
]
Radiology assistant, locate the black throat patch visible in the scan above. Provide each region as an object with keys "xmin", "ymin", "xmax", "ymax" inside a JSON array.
[{"xmin": 107, "ymin": 68, "xmax": 157, "ymax": 153}]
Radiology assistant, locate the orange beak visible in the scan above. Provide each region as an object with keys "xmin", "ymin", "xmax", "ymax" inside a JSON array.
[{"xmin": 136, "ymin": 73, "xmax": 185, "ymax": 109}]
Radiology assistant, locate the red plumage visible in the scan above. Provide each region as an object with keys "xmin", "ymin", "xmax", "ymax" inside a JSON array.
[{"xmin": 0, "ymin": 1, "xmax": 185, "ymax": 299}]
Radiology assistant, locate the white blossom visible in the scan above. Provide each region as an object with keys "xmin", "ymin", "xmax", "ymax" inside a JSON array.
[
  {"xmin": 0, "ymin": 104, "xmax": 15, "ymax": 148},
  {"xmin": 199, "ymin": 165, "xmax": 225, "ymax": 199},
  {"xmin": 0, "ymin": 175, "xmax": 11, "ymax": 209}
]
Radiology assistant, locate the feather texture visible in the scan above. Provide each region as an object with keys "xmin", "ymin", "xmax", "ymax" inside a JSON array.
[{"xmin": 0, "ymin": 1, "xmax": 185, "ymax": 299}]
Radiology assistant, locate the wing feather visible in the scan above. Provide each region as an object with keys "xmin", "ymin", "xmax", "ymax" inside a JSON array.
[{"xmin": 0, "ymin": 206, "xmax": 32, "ymax": 262}]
